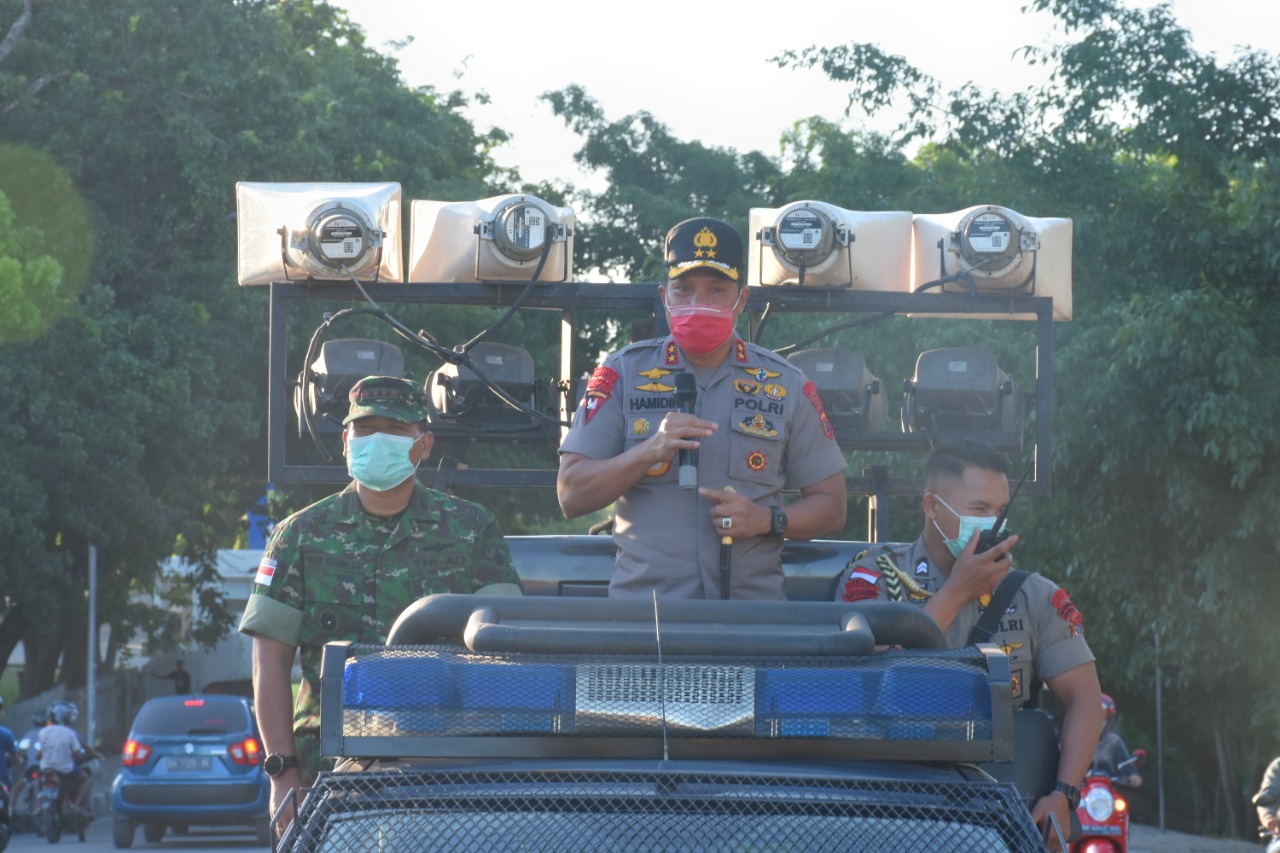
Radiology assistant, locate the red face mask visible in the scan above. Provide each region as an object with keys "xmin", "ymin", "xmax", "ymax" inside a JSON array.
[{"xmin": 666, "ymin": 297, "xmax": 740, "ymax": 355}]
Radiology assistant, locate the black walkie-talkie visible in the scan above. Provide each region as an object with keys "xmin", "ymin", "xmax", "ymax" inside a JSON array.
[{"xmin": 975, "ymin": 460, "xmax": 1034, "ymax": 554}]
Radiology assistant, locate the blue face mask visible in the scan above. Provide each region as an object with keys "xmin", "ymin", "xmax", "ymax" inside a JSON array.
[
  {"xmin": 346, "ymin": 431, "xmax": 420, "ymax": 491},
  {"xmin": 931, "ymin": 493, "xmax": 998, "ymax": 558}
]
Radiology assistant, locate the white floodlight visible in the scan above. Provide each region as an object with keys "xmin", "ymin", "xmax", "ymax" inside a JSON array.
[
  {"xmin": 787, "ymin": 348, "xmax": 887, "ymax": 434},
  {"xmin": 748, "ymin": 202, "xmax": 912, "ymax": 289},
  {"xmin": 912, "ymin": 205, "xmax": 1073, "ymax": 320},
  {"xmin": 236, "ymin": 182, "xmax": 403, "ymax": 285},
  {"xmin": 294, "ymin": 338, "xmax": 406, "ymax": 435},
  {"xmin": 408, "ymin": 194, "xmax": 575, "ymax": 283},
  {"xmin": 901, "ymin": 348, "xmax": 1022, "ymax": 439}
]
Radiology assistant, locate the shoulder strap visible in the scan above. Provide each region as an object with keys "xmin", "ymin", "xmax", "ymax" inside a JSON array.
[{"xmin": 968, "ymin": 569, "xmax": 1030, "ymax": 645}]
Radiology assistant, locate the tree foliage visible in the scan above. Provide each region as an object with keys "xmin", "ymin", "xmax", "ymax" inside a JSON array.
[
  {"xmin": 0, "ymin": 0, "xmax": 503, "ymax": 697},
  {"xmin": 554, "ymin": 1, "xmax": 1280, "ymax": 837}
]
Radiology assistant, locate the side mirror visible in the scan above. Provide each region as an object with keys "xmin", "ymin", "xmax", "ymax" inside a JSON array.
[{"xmin": 1132, "ymin": 748, "xmax": 1148, "ymax": 767}]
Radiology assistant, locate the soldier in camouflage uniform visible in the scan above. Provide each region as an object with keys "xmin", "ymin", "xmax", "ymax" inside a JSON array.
[
  {"xmin": 239, "ymin": 376, "xmax": 517, "ymax": 826},
  {"xmin": 833, "ymin": 441, "xmax": 1101, "ymax": 842}
]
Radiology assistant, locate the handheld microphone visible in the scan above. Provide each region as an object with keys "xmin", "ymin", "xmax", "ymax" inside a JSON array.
[{"xmin": 674, "ymin": 372, "xmax": 697, "ymax": 490}]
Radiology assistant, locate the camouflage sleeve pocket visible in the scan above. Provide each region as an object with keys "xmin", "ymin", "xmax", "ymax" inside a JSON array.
[{"xmin": 299, "ymin": 598, "xmax": 367, "ymax": 645}]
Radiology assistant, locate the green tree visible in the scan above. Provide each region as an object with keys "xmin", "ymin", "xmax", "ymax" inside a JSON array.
[
  {"xmin": 771, "ymin": 0, "xmax": 1280, "ymax": 836},
  {"xmin": 0, "ymin": 0, "xmax": 504, "ymax": 698}
]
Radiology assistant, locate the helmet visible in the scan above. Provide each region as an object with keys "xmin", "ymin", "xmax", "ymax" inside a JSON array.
[
  {"xmin": 49, "ymin": 700, "xmax": 78, "ymax": 726},
  {"xmin": 1101, "ymin": 693, "xmax": 1116, "ymax": 719}
]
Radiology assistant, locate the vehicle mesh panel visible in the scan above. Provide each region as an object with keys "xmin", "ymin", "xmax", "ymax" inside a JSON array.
[
  {"xmin": 278, "ymin": 767, "xmax": 1045, "ymax": 852},
  {"xmin": 340, "ymin": 644, "xmax": 994, "ymax": 743}
]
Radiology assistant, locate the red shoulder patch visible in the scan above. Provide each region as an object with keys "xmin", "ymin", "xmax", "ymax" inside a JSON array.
[
  {"xmin": 582, "ymin": 366, "xmax": 619, "ymax": 425},
  {"xmin": 1051, "ymin": 588, "xmax": 1084, "ymax": 636},
  {"xmin": 842, "ymin": 564, "xmax": 881, "ymax": 602},
  {"xmin": 803, "ymin": 380, "xmax": 835, "ymax": 441}
]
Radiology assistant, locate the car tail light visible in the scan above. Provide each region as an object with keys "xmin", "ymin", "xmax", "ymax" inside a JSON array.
[
  {"xmin": 228, "ymin": 736, "xmax": 262, "ymax": 766},
  {"xmin": 122, "ymin": 739, "xmax": 152, "ymax": 767}
]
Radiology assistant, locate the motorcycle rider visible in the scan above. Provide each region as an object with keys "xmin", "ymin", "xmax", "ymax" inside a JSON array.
[
  {"xmin": 36, "ymin": 702, "xmax": 95, "ymax": 817},
  {"xmin": 1092, "ymin": 693, "xmax": 1143, "ymax": 787}
]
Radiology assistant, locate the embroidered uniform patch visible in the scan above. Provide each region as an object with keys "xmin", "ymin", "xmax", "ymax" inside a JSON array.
[
  {"xmin": 842, "ymin": 565, "xmax": 881, "ymax": 602},
  {"xmin": 733, "ymin": 379, "xmax": 762, "ymax": 395},
  {"xmin": 583, "ymin": 366, "xmax": 619, "ymax": 425},
  {"xmin": 638, "ymin": 367, "xmax": 670, "ymax": 380},
  {"xmin": 738, "ymin": 414, "xmax": 778, "ymax": 437},
  {"xmin": 746, "ymin": 450, "xmax": 767, "ymax": 471},
  {"xmin": 634, "ymin": 382, "xmax": 674, "ymax": 393},
  {"xmin": 743, "ymin": 366, "xmax": 781, "ymax": 382},
  {"xmin": 763, "ymin": 383, "xmax": 787, "ymax": 400},
  {"xmin": 802, "ymin": 380, "xmax": 835, "ymax": 440},
  {"xmin": 632, "ymin": 418, "xmax": 651, "ymax": 436},
  {"xmin": 1051, "ymin": 588, "xmax": 1084, "ymax": 636},
  {"xmin": 646, "ymin": 460, "xmax": 670, "ymax": 477},
  {"xmin": 254, "ymin": 558, "xmax": 277, "ymax": 587}
]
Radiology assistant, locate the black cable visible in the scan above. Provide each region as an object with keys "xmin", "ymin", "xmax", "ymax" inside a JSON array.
[{"xmin": 458, "ymin": 235, "xmax": 555, "ymax": 354}]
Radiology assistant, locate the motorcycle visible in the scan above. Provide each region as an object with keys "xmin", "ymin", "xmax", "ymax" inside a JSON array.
[
  {"xmin": 12, "ymin": 745, "xmax": 43, "ymax": 835},
  {"xmin": 36, "ymin": 767, "xmax": 90, "ymax": 844},
  {"xmin": 1072, "ymin": 748, "xmax": 1147, "ymax": 853}
]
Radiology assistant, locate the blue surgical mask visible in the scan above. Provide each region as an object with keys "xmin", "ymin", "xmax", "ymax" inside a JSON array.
[
  {"xmin": 931, "ymin": 493, "xmax": 998, "ymax": 558},
  {"xmin": 346, "ymin": 432, "xmax": 420, "ymax": 491}
]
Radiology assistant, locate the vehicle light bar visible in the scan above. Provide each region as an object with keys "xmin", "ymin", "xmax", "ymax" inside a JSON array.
[{"xmin": 326, "ymin": 644, "xmax": 1010, "ymax": 763}]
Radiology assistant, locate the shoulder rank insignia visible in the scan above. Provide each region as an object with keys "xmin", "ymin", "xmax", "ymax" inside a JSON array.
[
  {"xmin": 664, "ymin": 340, "xmax": 679, "ymax": 365},
  {"xmin": 735, "ymin": 339, "xmax": 748, "ymax": 363}
]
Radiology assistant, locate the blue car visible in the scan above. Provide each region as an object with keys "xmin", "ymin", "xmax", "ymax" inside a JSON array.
[{"xmin": 110, "ymin": 694, "xmax": 270, "ymax": 848}]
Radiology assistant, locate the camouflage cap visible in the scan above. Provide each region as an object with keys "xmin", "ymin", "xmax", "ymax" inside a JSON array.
[{"xmin": 343, "ymin": 376, "xmax": 429, "ymax": 425}]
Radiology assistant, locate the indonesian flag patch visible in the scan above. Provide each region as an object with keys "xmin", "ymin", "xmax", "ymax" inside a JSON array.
[
  {"xmin": 842, "ymin": 565, "xmax": 881, "ymax": 602},
  {"xmin": 254, "ymin": 557, "xmax": 277, "ymax": 588}
]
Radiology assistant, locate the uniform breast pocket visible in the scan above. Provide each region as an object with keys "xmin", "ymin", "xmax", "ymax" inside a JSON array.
[
  {"xmin": 301, "ymin": 571, "xmax": 369, "ymax": 644},
  {"xmin": 727, "ymin": 428, "xmax": 784, "ymax": 483}
]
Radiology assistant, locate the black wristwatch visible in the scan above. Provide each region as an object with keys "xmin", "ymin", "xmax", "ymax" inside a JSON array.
[
  {"xmin": 1052, "ymin": 780, "xmax": 1081, "ymax": 810},
  {"xmin": 769, "ymin": 506, "xmax": 788, "ymax": 537},
  {"xmin": 263, "ymin": 754, "xmax": 299, "ymax": 778}
]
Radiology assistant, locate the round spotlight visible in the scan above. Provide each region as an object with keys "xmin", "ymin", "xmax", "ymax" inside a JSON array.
[
  {"xmin": 293, "ymin": 201, "xmax": 382, "ymax": 274},
  {"xmin": 774, "ymin": 205, "xmax": 838, "ymax": 269},
  {"xmin": 493, "ymin": 198, "xmax": 552, "ymax": 263},
  {"xmin": 957, "ymin": 208, "xmax": 1022, "ymax": 273}
]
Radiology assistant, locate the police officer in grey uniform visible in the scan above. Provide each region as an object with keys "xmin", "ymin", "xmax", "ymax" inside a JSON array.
[
  {"xmin": 834, "ymin": 440, "xmax": 1102, "ymax": 842},
  {"xmin": 558, "ymin": 217, "xmax": 847, "ymax": 600}
]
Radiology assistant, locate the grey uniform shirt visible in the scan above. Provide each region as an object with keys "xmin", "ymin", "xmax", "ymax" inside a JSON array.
[
  {"xmin": 835, "ymin": 537, "xmax": 1094, "ymax": 706},
  {"xmin": 561, "ymin": 334, "xmax": 847, "ymax": 599}
]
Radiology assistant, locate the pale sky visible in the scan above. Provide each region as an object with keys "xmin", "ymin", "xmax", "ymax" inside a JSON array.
[{"xmin": 331, "ymin": 0, "xmax": 1276, "ymax": 188}]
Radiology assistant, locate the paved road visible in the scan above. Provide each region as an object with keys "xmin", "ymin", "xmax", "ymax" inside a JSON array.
[
  {"xmin": 5, "ymin": 818, "xmax": 264, "ymax": 852},
  {"xmin": 1127, "ymin": 823, "xmax": 1258, "ymax": 853}
]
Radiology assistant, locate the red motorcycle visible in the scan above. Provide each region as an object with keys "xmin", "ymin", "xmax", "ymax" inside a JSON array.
[{"xmin": 1072, "ymin": 749, "xmax": 1147, "ymax": 853}]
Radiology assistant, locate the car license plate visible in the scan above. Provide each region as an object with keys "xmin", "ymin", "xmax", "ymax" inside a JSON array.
[{"xmin": 168, "ymin": 756, "xmax": 211, "ymax": 772}]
